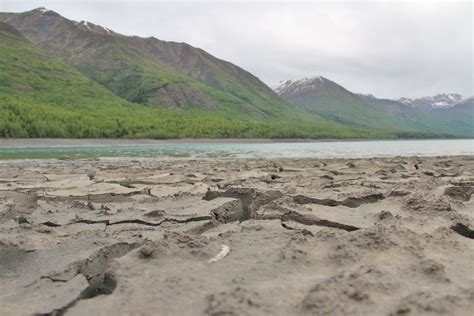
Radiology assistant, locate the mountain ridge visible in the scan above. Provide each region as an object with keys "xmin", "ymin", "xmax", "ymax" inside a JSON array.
[
  {"xmin": 274, "ymin": 76, "xmax": 473, "ymax": 137},
  {"xmin": 398, "ymin": 93, "xmax": 465, "ymax": 111},
  {"xmin": 0, "ymin": 18, "xmax": 389, "ymax": 139},
  {"xmin": 0, "ymin": 7, "xmax": 469, "ymax": 139},
  {"xmin": 1, "ymin": 7, "xmax": 293, "ymax": 117}
]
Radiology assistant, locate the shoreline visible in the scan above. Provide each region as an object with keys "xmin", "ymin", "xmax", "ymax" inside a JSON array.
[
  {"xmin": 0, "ymin": 137, "xmax": 472, "ymax": 148},
  {"xmin": 0, "ymin": 154, "xmax": 473, "ymax": 164}
]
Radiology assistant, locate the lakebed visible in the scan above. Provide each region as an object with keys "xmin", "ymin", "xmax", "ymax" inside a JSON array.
[{"xmin": 0, "ymin": 155, "xmax": 473, "ymax": 315}]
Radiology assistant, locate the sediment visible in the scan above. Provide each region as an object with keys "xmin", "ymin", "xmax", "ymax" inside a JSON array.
[{"xmin": 0, "ymin": 156, "xmax": 473, "ymax": 315}]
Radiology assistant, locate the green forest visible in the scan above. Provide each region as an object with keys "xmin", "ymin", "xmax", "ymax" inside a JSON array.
[{"xmin": 0, "ymin": 21, "xmax": 453, "ymax": 139}]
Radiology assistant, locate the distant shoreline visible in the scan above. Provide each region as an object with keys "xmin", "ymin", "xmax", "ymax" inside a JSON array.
[{"xmin": 0, "ymin": 138, "xmax": 472, "ymax": 148}]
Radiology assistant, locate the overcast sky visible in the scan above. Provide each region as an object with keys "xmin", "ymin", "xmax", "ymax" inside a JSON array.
[{"xmin": 1, "ymin": 0, "xmax": 472, "ymax": 98}]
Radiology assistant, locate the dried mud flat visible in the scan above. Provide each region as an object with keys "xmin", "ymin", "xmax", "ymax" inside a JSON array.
[{"xmin": 0, "ymin": 156, "xmax": 473, "ymax": 316}]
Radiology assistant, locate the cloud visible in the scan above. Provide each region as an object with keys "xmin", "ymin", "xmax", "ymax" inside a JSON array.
[{"xmin": 2, "ymin": 0, "xmax": 472, "ymax": 98}]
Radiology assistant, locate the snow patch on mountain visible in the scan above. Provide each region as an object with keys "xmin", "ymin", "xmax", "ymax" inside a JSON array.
[
  {"xmin": 274, "ymin": 76, "xmax": 326, "ymax": 96},
  {"xmin": 398, "ymin": 93, "xmax": 464, "ymax": 110},
  {"xmin": 74, "ymin": 20, "xmax": 113, "ymax": 35},
  {"xmin": 36, "ymin": 7, "xmax": 49, "ymax": 14}
]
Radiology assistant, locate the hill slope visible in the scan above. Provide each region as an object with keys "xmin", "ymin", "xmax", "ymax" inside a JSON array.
[
  {"xmin": 0, "ymin": 21, "xmax": 139, "ymax": 137},
  {"xmin": 1, "ymin": 7, "xmax": 294, "ymax": 118},
  {"xmin": 398, "ymin": 94, "xmax": 464, "ymax": 111},
  {"xmin": 0, "ymin": 21, "xmax": 385, "ymax": 139},
  {"xmin": 427, "ymin": 97, "xmax": 474, "ymax": 136},
  {"xmin": 361, "ymin": 94, "xmax": 474, "ymax": 137},
  {"xmin": 275, "ymin": 77, "xmax": 440, "ymax": 133},
  {"xmin": 276, "ymin": 77, "xmax": 473, "ymax": 137}
]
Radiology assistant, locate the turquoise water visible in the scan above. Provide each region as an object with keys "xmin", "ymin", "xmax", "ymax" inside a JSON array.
[{"xmin": 0, "ymin": 139, "xmax": 472, "ymax": 160}]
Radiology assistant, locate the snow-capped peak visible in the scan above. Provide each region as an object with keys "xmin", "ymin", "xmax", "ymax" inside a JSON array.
[
  {"xmin": 398, "ymin": 93, "xmax": 464, "ymax": 110},
  {"xmin": 398, "ymin": 97, "xmax": 413, "ymax": 105},
  {"xmin": 35, "ymin": 7, "xmax": 49, "ymax": 14},
  {"xmin": 274, "ymin": 76, "xmax": 326, "ymax": 95}
]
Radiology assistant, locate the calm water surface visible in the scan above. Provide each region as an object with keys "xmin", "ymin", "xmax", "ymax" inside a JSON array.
[{"xmin": 0, "ymin": 139, "xmax": 472, "ymax": 160}]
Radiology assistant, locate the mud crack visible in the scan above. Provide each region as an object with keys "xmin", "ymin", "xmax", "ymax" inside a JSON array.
[
  {"xmin": 293, "ymin": 193, "xmax": 385, "ymax": 208},
  {"xmin": 40, "ymin": 242, "xmax": 140, "ymax": 315},
  {"xmin": 451, "ymin": 223, "xmax": 474, "ymax": 239}
]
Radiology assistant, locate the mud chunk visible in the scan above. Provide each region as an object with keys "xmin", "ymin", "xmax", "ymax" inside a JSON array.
[
  {"xmin": 211, "ymin": 199, "xmax": 244, "ymax": 223},
  {"xmin": 418, "ymin": 259, "xmax": 449, "ymax": 281},
  {"xmin": 139, "ymin": 246, "xmax": 155, "ymax": 259},
  {"xmin": 392, "ymin": 291, "xmax": 460, "ymax": 315},
  {"xmin": 389, "ymin": 190, "xmax": 411, "ymax": 197},
  {"xmin": 204, "ymin": 188, "xmax": 282, "ymax": 219},
  {"xmin": 294, "ymin": 193, "xmax": 384, "ymax": 208},
  {"xmin": 377, "ymin": 210, "xmax": 394, "ymax": 220},
  {"xmin": 405, "ymin": 197, "xmax": 453, "ymax": 213},
  {"xmin": 301, "ymin": 267, "xmax": 387, "ymax": 315},
  {"xmin": 270, "ymin": 174, "xmax": 281, "ymax": 180},
  {"xmin": 205, "ymin": 287, "xmax": 266, "ymax": 316},
  {"xmin": 87, "ymin": 171, "xmax": 96, "ymax": 180},
  {"xmin": 17, "ymin": 215, "xmax": 30, "ymax": 224},
  {"xmin": 144, "ymin": 210, "xmax": 165, "ymax": 218},
  {"xmin": 444, "ymin": 186, "xmax": 472, "ymax": 201},
  {"xmin": 163, "ymin": 232, "xmax": 208, "ymax": 249}
]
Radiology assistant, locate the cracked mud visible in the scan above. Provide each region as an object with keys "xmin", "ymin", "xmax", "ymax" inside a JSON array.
[{"xmin": 0, "ymin": 156, "xmax": 473, "ymax": 315}]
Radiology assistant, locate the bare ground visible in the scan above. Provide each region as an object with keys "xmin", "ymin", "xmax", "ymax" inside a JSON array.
[{"xmin": 0, "ymin": 156, "xmax": 473, "ymax": 315}]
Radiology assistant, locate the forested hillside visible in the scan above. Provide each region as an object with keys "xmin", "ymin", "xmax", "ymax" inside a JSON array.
[
  {"xmin": 276, "ymin": 77, "xmax": 472, "ymax": 137},
  {"xmin": 0, "ymin": 8, "xmax": 463, "ymax": 139},
  {"xmin": 0, "ymin": 21, "xmax": 387, "ymax": 139}
]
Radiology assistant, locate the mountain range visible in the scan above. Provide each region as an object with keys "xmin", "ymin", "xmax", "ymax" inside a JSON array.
[
  {"xmin": 0, "ymin": 7, "xmax": 472, "ymax": 139},
  {"xmin": 275, "ymin": 77, "xmax": 473, "ymax": 137}
]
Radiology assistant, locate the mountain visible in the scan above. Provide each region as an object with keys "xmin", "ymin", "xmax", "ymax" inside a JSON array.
[
  {"xmin": 363, "ymin": 94, "xmax": 473, "ymax": 137},
  {"xmin": 0, "ymin": 7, "xmax": 292, "ymax": 117},
  {"xmin": 274, "ymin": 76, "xmax": 390, "ymax": 128},
  {"xmin": 275, "ymin": 77, "xmax": 473, "ymax": 137},
  {"xmin": 0, "ymin": 14, "xmax": 386, "ymax": 139},
  {"xmin": 1, "ymin": 7, "xmax": 469, "ymax": 139},
  {"xmin": 274, "ymin": 76, "xmax": 439, "ymax": 134},
  {"xmin": 399, "ymin": 94, "xmax": 464, "ymax": 111},
  {"xmin": 0, "ymin": 21, "xmax": 139, "ymax": 137},
  {"xmin": 358, "ymin": 94, "xmax": 413, "ymax": 114},
  {"xmin": 427, "ymin": 97, "xmax": 474, "ymax": 136}
]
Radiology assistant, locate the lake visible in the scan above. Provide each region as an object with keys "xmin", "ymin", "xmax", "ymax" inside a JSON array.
[{"xmin": 0, "ymin": 139, "xmax": 472, "ymax": 160}]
